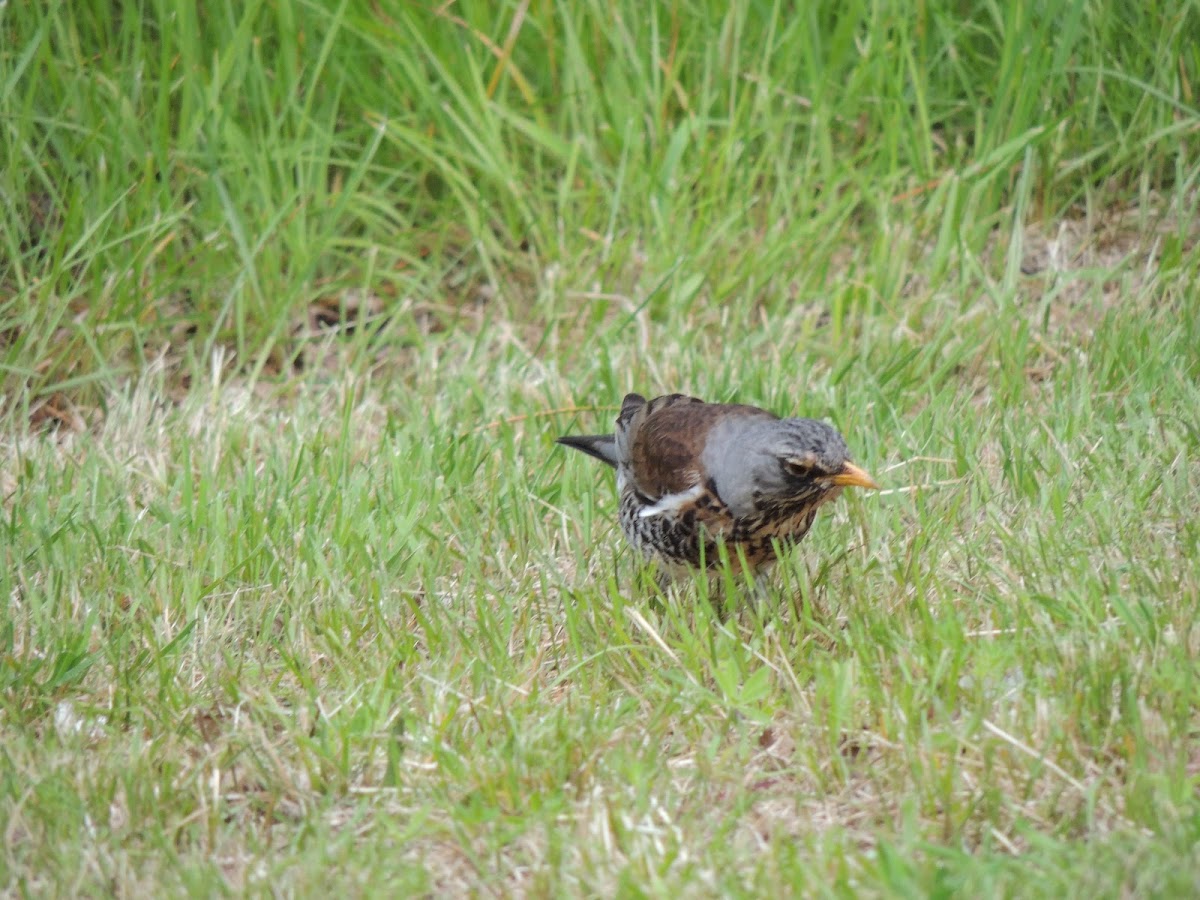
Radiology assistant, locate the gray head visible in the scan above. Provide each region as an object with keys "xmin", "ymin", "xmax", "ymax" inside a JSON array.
[{"xmin": 700, "ymin": 416, "xmax": 876, "ymax": 518}]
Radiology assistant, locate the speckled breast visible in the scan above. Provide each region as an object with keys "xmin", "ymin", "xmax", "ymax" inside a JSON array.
[{"xmin": 617, "ymin": 484, "xmax": 826, "ymax": 572}]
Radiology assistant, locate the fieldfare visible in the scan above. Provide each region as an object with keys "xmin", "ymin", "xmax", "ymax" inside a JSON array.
[{"xmin": 558, "ymin": 393, "xmax": 878, "ymax": 574}]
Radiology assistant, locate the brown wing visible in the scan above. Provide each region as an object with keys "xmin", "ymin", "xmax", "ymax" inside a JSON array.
[{"xmin": 627, "ymin": 394, "xmax": 777, "ymax": 499}]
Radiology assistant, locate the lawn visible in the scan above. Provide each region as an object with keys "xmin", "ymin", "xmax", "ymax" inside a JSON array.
[{"xmin": 2, "ymin": 0, "xmax": 1199, "ymax": 895}]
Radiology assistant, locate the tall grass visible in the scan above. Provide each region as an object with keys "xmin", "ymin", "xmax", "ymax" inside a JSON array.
[{"xmin": 2, "ymin": 1, "xmax": 1196, "ymax": 410}]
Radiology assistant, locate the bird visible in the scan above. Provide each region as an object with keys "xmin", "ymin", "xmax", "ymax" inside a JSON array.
[{"xmin": 557, "ymin": 392, "xmax": 878, "ymax": 575}]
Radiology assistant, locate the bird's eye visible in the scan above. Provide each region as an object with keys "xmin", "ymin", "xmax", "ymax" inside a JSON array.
[{"xmin": 783, "ymin": 454, "xmax": 818, "ymax": 478}]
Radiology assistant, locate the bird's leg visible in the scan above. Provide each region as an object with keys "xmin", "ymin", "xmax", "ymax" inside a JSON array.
[
  {"xmin": 745, "ymin": 571, "xmax": 774, "ymax": 608},
  {"xmin": 653, "ymin": 567, "xmax": 674, "ymax": 595}
]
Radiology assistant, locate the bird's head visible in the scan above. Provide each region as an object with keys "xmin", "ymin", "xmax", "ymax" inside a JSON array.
[
  {"xmin": 772, "ymin": 417, "xmax": 878, "ymax": 493},
  {"xmin": 701, "ymin": 416, "xmax": 877, "ymax": 516}
]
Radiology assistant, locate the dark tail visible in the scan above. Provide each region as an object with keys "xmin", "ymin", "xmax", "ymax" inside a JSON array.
[{"xmin": 555, "ymin": 434, "xmax": 619, "ymax": 468}]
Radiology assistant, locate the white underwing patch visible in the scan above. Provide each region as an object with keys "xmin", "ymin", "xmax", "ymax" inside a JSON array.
[{"xmin": 637, "ymin": 483, "xmax": 706, "ymax": 518}]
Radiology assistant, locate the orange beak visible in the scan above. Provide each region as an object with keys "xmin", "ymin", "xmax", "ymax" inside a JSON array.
[{"xmin": 830, "ymin": 461, "xmax": 879, "ymax": 490}]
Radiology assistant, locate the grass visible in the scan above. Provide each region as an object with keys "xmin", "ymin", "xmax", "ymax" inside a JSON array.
[{"xmin": 3, "ymin": 0, "xmax": 1200, "ymax": 894}]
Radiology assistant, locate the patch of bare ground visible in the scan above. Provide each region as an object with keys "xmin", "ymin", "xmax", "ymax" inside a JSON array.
[{"xmin": 1013, "ymin": 191, "xmax": 1198, "ymax": 327}]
